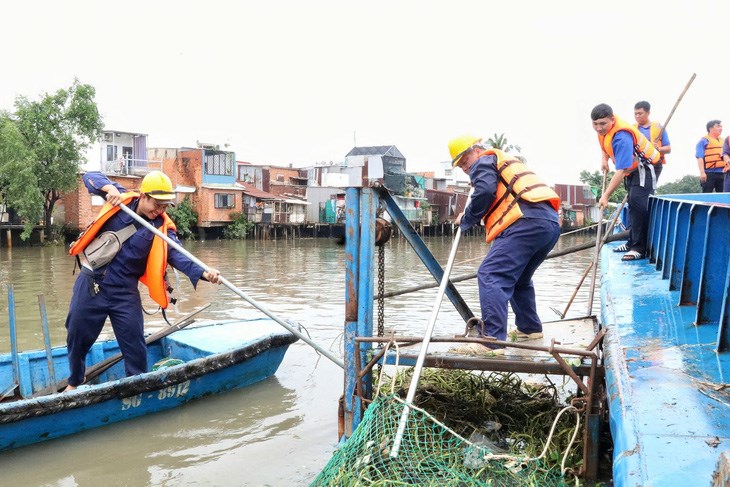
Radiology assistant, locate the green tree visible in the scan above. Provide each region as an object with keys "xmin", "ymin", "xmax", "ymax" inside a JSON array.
[
  {"xmin": 485, "ymin": 133, "xmax": 525, "ymax": 163},
  {"xmin": 0, "ymin": 79, "xmax": 103, "ymax": 240},
  {"xmin": 579, "ymin": 169, "xmax": 626, "ymax": 204},
  {"xmin": 166, "ymin": 196, "xmax": 198, "ymax": 240},
  {"xmin": 223, "ymin": 212, "xmax": 254, "ymax": 239},
  {"xmin": 0, "ymin": 115, "xmax": 43, "ymax": 239},
  {"xmin": 657, "ymin": 175, "xmax": 702, "ymax": 195}
]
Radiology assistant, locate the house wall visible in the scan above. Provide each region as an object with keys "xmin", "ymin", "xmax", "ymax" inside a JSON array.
[
  {"xmin": 61, "ymin": 174, "xmax": 142, "ymax": 231},
  {"xmin": 197, "ymin": 187, "xmax": 243, "ymax": 227},
  {"xmin": 238, "ymin": 165, "xmax": 264, "ymax": 188},
  {"xmin": 305, "ymin": 187, "xmax": 344, "ymax": 223},
  {"xmin": 425, "ymin": 189, "xmax": 453, "ymax": 223}
]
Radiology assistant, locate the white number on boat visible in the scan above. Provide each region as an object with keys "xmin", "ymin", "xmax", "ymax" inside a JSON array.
[
  {"xmin": 121, "ymin": 394, "xmax": 142, "ymax": 410},
  {"xmin": 157, "ymin": 380, "xmax": 190, "ymax": 400}
]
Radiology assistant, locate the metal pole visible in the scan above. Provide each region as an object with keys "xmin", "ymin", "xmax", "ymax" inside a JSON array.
[
  {"xmin": 37, "ymin": 294, "xmax": 57, "ymax": 389},
  {"xmin": 7, "ymin": 285, "xmax": 20, "ymax": 397},
  {"xmin": 117, "ymin": 203, "xmax": 344, "ymax": 369},
  {"xmin": 390, "ymin": 191, "xmax": 472, "ymax": 458}
]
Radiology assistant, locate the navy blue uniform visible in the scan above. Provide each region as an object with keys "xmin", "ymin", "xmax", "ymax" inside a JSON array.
[
  {"xmin": 460, "ymin": 154, "xmax": 560, "ymax": 342},
  {"xmin": 65, "ymin": 172, "xmax": 205, "ymax": 386}
]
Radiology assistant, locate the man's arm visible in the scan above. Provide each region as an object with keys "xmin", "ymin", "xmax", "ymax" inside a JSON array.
[
  {"xmin": 696, "ymin": 139, "xmax": 708, "ymax": 182},
  {"xmin": 658, "ymin": 130, "xmax": 671, "ymax": 155},
  {"xmin": 599, "ymin": 169, "xmax": 626, "ymax": 209},
  {"xmin": 459, "ymin": 155, "xmax": 498, "ymax": 231}
]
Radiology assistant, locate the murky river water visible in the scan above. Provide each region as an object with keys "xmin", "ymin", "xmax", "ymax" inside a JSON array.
[{"xmin": 0, "ymin": 233, "xmax": 596, "ymax": 486}]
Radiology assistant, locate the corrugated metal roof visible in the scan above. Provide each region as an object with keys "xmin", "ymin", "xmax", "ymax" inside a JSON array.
[
  {"xmin": 201, "ymin": 182, "xmax": 246, "ymax": 190},
  {"xmin": 239, "ymin": 183, "xmax": 284, "ymax": 200},
  {"xmin": 345, "ymin": 145, "xmax": 404, "ymax": 158}
]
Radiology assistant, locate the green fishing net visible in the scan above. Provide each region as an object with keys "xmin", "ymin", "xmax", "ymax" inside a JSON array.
[{"xmin": 312, "ymin": 371, "xmax": 578, "ymax": 487}]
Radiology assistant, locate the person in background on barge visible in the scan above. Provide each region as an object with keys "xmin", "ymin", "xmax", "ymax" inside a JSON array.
[
  {"xmin": 591, "ymin": 103, "xmax": 662, "ymax": 261},
  {"xmin": 720, "ymin": 129, "xmax": 730, "ymax": 192},
  {"xmin": 64, "ymin": 170, "xmax": 222, "ymax": 391},
  {"xmin": 696, "ymin": 120, "xmax": 725, "ymax": 193},
  {"xmin": 633, "ymin": 100, "xmax": 671, "ymax": 184},
  {"xmin": 448, "ymin": 135, "xmax": 560, "ymax": 355}
]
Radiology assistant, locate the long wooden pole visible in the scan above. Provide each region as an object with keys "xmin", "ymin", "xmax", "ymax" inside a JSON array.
[
  {"xmin": 587, "ymin": 170, "xmax": 608, "ymax": 315},
  {"xmin": 655, "ymin": 73, "xmax": 696, "ymax": 141}
]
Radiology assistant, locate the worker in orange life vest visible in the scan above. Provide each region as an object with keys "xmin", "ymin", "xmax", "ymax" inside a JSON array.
[
  {"xmin": 592, "ymin": 103, "xmax": 661, "ymax": 261},
  {"xmin": 696, "ymin": 120, "xmax": 725, "ymax": 193},
  {"xmin": 633, "ymin": 100, "xmax": 671, "ymax": 183},
  {"xmin": 64, "ymin": 171, "xmax": 221, "ymax": 391},
  {"xmin": 448, "ymin": 135, "xmax": 560, "ymax": 355}
]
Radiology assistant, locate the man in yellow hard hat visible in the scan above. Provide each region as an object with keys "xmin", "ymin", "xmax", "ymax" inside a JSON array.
[
  {"xmin": 64, "ymin": 170, "xmax": 222, "ymax": 391},
  {"xmin": 448, "ymin": 135, "xmax": 560, "ymax": 355}
]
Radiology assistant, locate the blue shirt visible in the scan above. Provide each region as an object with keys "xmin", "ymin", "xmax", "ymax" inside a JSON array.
[
  {"xmin": 636, "ymin": 124, "xmax": 670, "ymax": 147},
  {"xmin": 460, "ymin": 154, "xmax": 557, "ymax": 232},
  {"xmin": 611, "ymin": 131, "xmax": 636, "ymax": 170},
  {"xmin": 81, "ymin": 172, "xmax": 205, "ymax": 289}
]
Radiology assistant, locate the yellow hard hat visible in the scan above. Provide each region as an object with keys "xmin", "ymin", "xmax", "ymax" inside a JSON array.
[
  {"xmin": 140, "ymin": 170, "xmax": 176, "ymax": 202},
  {"xmin": 448, "ymin": 135, "xmax": 482, "ymax": 167}
]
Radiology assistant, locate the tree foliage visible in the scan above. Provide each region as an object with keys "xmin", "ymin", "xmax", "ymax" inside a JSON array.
[
  {"xmin": 485, "ymin": 133, "xmax": 525, "ymax": 163},
  {"xmin": 223, "ymin": 212, "xmax": 254, "ymax": 239},
  {"xmin": 0, "ymin": 79, "xmax": 103, "ymax": 240},
  {"xmin": 0, "ymin": 114, "xmax": 44, "ymax": 239},
  {"xmin": 656, "ymin": 175, "xmax": 702, "ymax": 195},
  {"xmin": 166, "ymin": 196, "xmax": 198, "ymax": 240},
  {"xmin": 579, "ymin": 170, "xmax": 626, "ymax": 204}
]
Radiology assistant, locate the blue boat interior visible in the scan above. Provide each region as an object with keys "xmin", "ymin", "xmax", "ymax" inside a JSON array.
[
  {"xmin": 601, "ymin": 192, "xmax": 730, "ymax": 485},
  {"xmin": 0, "ymin": 319, "xmax": 281, "ymax": 399}
]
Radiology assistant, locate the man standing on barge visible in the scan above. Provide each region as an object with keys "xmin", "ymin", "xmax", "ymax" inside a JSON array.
[
  {"xmin": 448, "ymin": 135, "xmax": 560, "ymax": 354},
  {"xmin": 591, "ymin": 103, "xmax": 662, "ymax": 261}
]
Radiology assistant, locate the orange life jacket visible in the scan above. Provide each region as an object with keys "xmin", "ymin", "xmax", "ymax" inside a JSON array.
[
  {"xmin": 634, "ymin": 121, "xmax": 667, "ymax": 164},
  {"xmin": 600, "ymin": 117, "xmax": 661, "ymax": 175},
  {"xmin": 69, "ymin": 192, "xmax": 176, "ymax": 308},
  {"xmin": 702, "ymin": 135, "xmax": 725, "ymax": 170},
  {"xmin": 477, "ymin": 149, "xmax": 560, "ymax": 243}
]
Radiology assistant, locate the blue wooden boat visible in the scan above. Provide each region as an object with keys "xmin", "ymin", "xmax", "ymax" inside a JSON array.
[
  {"xmin": 0, "ymin": 317, "xmax": 298, "ymax": 451},
  {"xmin": 601, "ymin": 193, "xmax": 730, "ymax": 485}
]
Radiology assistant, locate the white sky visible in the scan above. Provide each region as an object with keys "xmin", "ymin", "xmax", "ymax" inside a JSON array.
[{"xmin": 2, "ymin": 0, "xmax": 728, "ymax": 185}]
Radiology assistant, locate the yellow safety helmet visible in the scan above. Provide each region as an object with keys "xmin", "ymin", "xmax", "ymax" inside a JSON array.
[
  {"xmin": 448, "ymin": 135, "xmax": 482, "ymax": 167},
  {"xmin": 140, "ymin": 170, "xmax": 176, "ymax": 202}
]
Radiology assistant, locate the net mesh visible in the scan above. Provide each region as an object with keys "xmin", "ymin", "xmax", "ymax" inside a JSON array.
[{"xmin": 312, "ymin": 371, "xmax": 577, "ymax": 486}]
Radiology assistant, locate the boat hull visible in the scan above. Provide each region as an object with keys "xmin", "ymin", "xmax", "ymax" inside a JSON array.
[{"xmin": 0, "ymin": 318, "xmax": 298, "ymax": 451}]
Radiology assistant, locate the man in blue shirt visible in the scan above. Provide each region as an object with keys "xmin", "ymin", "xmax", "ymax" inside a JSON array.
[
  {"xmin": 634, "ymin": 100, "xmax": 671, "ymax": 183},
  {"xmin": 592, "ymin": 103, "xmax": 662, "ymax": 261},
  {"xmin": 695, "ymin": 120, "xmax": 725, "ymax": 193},
  {"xmin": 449, "ymin": 135, "xmax": 560, "ymax": 355},
  {"xmin": 64, "ymin": 171, "xmax": 222, "ymax": 391}
]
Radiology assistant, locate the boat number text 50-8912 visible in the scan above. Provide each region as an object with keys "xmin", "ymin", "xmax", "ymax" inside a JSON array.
[{"xmin": 121, "ymin": 381, "xmax": 191, "ymax": 410}]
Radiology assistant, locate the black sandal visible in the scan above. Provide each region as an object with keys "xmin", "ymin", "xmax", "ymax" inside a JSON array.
[
  {"xmin": 622, "ymin": 250, "xmax": 643, "ymax": 261},
  {"xmin": 613, "ymin": 244, "xmax": 629, "ymax": 252}
]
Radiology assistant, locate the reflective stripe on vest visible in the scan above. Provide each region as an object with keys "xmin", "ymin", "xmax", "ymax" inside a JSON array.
[
  {"xmin": 478, "ymin": 149, "xmax": 560, "ymax": 243},
  {"xmin": 635, "ymin": 121, "xmax": 667, "ymax": 164},
  {"xmin": 69, "ymin": 193, "xmax": 176, "ymax": 308},
  {"xmin": 703, "ymin": 135, "xmax": 724, "ymax": 170}
]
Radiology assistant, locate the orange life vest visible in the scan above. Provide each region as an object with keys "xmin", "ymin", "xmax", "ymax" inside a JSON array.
[
  {"xmin": 702, "ymin": 135, "xmax": 724, "ymax": 170},
  {"xmin": 600, "ymin": 117, "xmax": 661, "ymax": 175},
  {"xmin": 477, "ymin": 149, "xmax": 560, "ymax": 243},
  {"xmin": 69, "ymin": 192, "xmax": 176, "ymax": 308},
  {"xmin": 634, "ymin": 121, "xmax": 667, "ymax": 164}
]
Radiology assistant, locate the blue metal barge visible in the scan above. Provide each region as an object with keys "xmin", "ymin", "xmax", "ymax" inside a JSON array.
[{"xmin": 601, "ymin": 193, "xmax": 730, "ymax": 486}]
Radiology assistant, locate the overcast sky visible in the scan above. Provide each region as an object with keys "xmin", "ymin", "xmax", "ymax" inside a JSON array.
[{"xmin": 2, "ymin": 0, "xmax": 728, "ymax": 185}]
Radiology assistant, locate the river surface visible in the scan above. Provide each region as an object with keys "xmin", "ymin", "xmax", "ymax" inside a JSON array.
[{"xmin": 0, "ymin": 234, "xmax": 597, "ymax": 486}]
